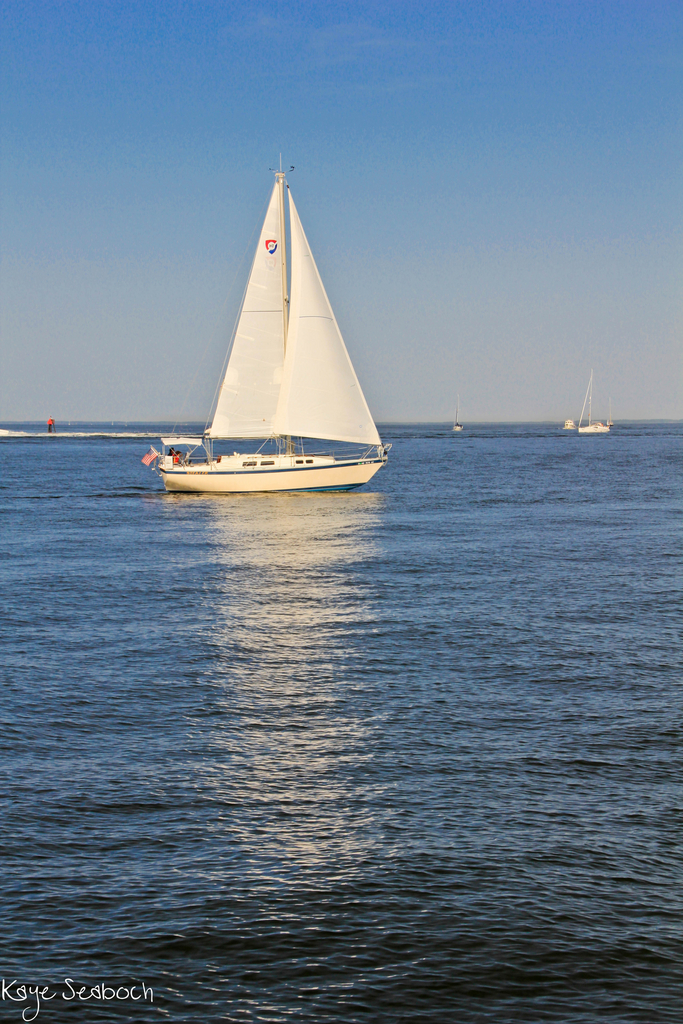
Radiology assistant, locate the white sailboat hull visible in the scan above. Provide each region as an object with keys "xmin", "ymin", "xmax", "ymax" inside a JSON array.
[
  {"xmin": 578, "ymin": 422, "xmax": 610, "ymax": 434},
  {"xmin": 160, "ymin": 455, "xmax": 385, "ymax": 493}
]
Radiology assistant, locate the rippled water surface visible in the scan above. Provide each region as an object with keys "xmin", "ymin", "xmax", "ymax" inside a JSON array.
[{"xmin": 1, "ymin": 423, "xmax": 681, "ymax": 1023}]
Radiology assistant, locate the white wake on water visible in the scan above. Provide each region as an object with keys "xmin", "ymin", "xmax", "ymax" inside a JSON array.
[{"xmin": 0, "ymin": 431, "xmax": 162, "ymax": 438}]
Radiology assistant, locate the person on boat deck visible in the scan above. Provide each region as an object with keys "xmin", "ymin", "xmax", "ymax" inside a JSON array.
[
  {"xmin": 47, "ymin": 417, "xmax": 56, "ymax": 433},
  {"xmin": 169, "ymin": 447, "xmax": 181, "ymax": 464}
]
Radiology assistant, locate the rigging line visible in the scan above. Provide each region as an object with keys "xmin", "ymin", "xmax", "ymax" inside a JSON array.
[{"xmin": 170, "ymin": 189, "xmax": 271, "ymax": 437}]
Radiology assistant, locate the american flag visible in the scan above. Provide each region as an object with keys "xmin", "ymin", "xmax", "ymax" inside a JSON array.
[{"xmin": 141, "ymin": 446, "xmax": 160, "ymax": 466}]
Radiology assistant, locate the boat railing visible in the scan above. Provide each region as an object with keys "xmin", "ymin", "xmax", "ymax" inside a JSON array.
[
  {"xmin": 285, "ymin": 444, "xmax": 389, "ymax": 462},
  {"xmin": 161, "ymin": 441, "xmax": 390, "ymax": 466}
]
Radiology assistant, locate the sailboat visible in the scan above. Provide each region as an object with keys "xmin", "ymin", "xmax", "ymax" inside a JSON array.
[
  {"xmin": 148, "ymin": 171, "xmax": 390, "ymax": 492},
  {"xmin": 577, "ymin": 370, "xmax": 610, "ymax": 434},
  {"xmin": 452, "ymin": 394, "xmax": 463, "ymax": 431}
]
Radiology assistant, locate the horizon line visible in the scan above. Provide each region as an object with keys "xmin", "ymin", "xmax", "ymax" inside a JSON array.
[{"xmin": 2, "ymin": 418, "xmax": 682, "ymax": 426}]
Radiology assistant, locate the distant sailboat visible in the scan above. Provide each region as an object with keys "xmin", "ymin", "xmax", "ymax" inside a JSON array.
[
  {"xmin": 453, "ymin": 394, "xmax": 463, "ymax": 432},
  {"xmin": 577, "ymin": 370, "xmax": 610, "ymax": 434},
  {"xmin": 145, "ymin": 171, "xmax": 389, "ymax": 492}
]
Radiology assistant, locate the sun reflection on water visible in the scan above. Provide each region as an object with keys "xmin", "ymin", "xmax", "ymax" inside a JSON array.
[{"xmin": 186, "ymin": 492, "xmax": 390, "ymax": 871}]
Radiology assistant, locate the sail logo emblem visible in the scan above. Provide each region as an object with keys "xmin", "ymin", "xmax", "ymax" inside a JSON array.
[{"xmin": 265, "ymin": 239, "xmax": 277, "ymax": 254}]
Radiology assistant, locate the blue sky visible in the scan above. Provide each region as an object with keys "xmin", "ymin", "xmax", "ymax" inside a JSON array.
[{"xmin": 1, "ymin": 1, "xmax": 681, "ymax": 422}]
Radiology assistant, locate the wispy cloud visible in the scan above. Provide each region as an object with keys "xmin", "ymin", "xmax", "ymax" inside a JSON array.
[{"xmin": 220, "ymin": 12, "xmax": 440, "ymax": 78}]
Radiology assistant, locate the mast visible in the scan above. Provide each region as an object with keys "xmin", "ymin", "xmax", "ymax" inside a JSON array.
[
  {"xmin": 274, "ymin": 170, "xmax": 294, "ymax": 453},
  {"xmin": 275, "ymin": 172, "xmax": 289, "ymax": 350},
  {"xmin": 588, "ymin": 369, "xmax": 593, "ymax": 426},
  {"xmin": 579, "ymin": 371, "xmax": 591, "ymax": 429}
]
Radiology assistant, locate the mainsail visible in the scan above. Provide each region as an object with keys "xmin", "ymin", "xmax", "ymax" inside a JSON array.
[
  {"xmin": 209, "ymin": 183, "xmax": 286, "ymax": 438},
  {"xmin": 210, "ymin": 180, "xmax": 380, "ymax": 446}
]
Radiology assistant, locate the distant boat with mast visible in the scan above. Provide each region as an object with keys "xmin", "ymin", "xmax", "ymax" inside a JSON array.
[
  {"xmin": 145, "ymin": 170, "xmax": 389, "ymax": 492},
  {"xmin": 453, "ymin": 394, "xmax": 463, "ymax": 432},
  {"xmin": 578, "ymin": 370, "xmax": 610, "ymax": 434}
]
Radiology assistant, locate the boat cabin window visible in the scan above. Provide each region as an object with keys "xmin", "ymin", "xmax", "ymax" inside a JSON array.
[
  {"xmin": 296, "ymin": 459, "xmax": 303, "ymax": 464},
  {"xmin": 242, "ymin": 461, "xmax": 257, "ymax": 467},
  {"xmin": 306, "ymin": 459, "xmax": 313, "ymax": 464},
  {"xmin": 260, "ymin": 460, "xmax": 274, "ymax": 466}
]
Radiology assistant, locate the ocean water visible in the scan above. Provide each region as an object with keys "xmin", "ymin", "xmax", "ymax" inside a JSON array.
[{"xmin": 1, "ymin": 422, "xmax": 681, "ymax": 1024}]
